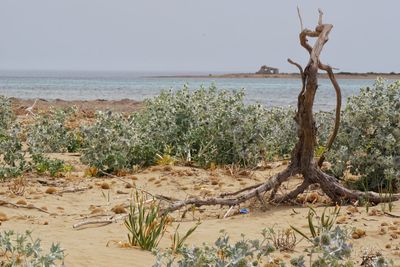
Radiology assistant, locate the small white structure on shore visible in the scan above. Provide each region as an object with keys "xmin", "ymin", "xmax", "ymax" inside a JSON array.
[{"xmin": 256, "ymin": 65, "xmax": 279, "ymax": 74}]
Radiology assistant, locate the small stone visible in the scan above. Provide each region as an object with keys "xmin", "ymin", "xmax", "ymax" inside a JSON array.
[
  {"xmin": 352, "ymin": 228, "xmax": 366, "ymax": 239},
  {"xmin": 45, "ymin": 187, "xmax": 57, "ymax": 194},
  {"xmin": 100, "ymin": 182, "xmax": 110, "ymax": 189},
  {"xmin": 111, "ymin": 205, "xmax": 126, "ymax": 214},
  {"xmin": 386, "ymin": 244, "xmax": 392, "ymax": 249},
  {"xmin": 43, "ymin": 221, "xmax": 48, "ymax": 225},
  {"xmin": 16, "ymin": 199, "xmax": 27, "ymax": 205},
  {"xmin": 336, "ymin": 216, "xmax": 348, "ymax": 224},
  {"xmin": 91, "ymin": 208, "xmax": 105, "ymax": 214},
  {"xmin": 0, "ymin": 212, "xmax": 8, "ymax": 221}
]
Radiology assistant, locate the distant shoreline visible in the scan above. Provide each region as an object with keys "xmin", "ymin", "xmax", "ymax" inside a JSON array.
[{"xmin": 149, "ymin": 72, "xmax": 400, "ymax": 80}]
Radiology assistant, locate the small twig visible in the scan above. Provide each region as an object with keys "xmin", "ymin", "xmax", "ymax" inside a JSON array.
[
  {"xmin": 58, "ymin": 186, "xmax": 90, "ymax": 195},
  {"xmin": 0, "ymin": 200, "xmax": 54, "ymax": 215},
  {"xmin": 73, "ymin": 214, "xmax": 128, "ymax": 229},
  {"xmin": 384, "ymin": 212, "xmax": 400, "ymax": 218},
  {"xmin": 318, "ymin": 8, "xmax": 323, "ymax": 25},
  {"xmin": 223, "ymin": 206, "xmax": 235, "ymax": 219},
  {"xmin": 220, "ymin": 182, "xmax": 264, "ymax": 198},
  {"xmin": 297, "ymin": 6, "xmax": 304, "ymax": 32},
  {"xmin": 73, "ymin": 199, "xmax": 155, "ymax": 229}
]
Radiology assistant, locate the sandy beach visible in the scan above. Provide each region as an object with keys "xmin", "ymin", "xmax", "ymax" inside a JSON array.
[{"xmin": 1, "ymin": 156, "xmax": 400, "ymax": 266}]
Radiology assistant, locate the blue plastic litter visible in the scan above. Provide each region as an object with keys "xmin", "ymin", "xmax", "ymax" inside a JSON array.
[{"xmin": 239, "ymin": 208, "xmax": 249, "ymax": 214}]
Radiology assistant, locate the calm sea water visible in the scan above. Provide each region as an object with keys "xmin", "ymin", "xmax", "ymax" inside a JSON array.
[{"xmin": 0, "ymin": 71, "xmax": 377, "ymax": 111}]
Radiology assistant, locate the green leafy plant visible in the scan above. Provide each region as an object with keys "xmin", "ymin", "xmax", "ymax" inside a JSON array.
[
  {"xmin": 0, "ymin": 230, "xmax": 64, "ymax": 267},
  {"xmin": 327, "ymin": 79, "xmax": 400, "ymax": 191},
  {"xmin": 170, "ymin": 222, "xmax": 200, "ymax": 253},
  {"xmin": 0, "ymin": 98, "xmax": 27, "ymax": 180},
  {"xmin": 32, "ymin": 154, "xmax": 72, "ymax": 177},
  {"xmin": 153, "ymin": 229, "xmax": 276, "ymax": 267},
  {"xmin": 291, "ymin": 206, "xmax": 340, "ymax": 242},
  {"xmin": 0, "ymin": 96, "xmax": 14, "ymax": 130},
  {"xmin": 291, "ymin": 226, "xmax": 353, "ymax": 267},
  {"xmin": 124, "ymin": 191, "xmax": 172, "ymax": 251},
  {"xmin": 27, "ymin": 107, "xmax": 80, "ymax": 153},
  {"xmin": 80, "ymin": 111, "xmax": 139, "ymax": 173}
]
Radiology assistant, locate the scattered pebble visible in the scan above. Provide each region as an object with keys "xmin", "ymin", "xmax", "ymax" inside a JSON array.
[
  {"xmin": 45, "ymin": 187, "xmax": 57, "ymax": 194},
  {"xmin": 0, "ymin": 212, "xmax": 8, "ymax": 221},
  {"xmin": 91, "ymin": 208, "xmax": 105, "ymax": 214},
  {"xmin": 101, "ymin": 182, "xmax": 110, "ymax": 189},
  {"xmin": 16, "ymin": 199, "xmax": 27, "ymax": 205},
  {"xmin": 111, "ymin": 205, "xmax": 126, "ymax": 214},
  {"xmin": 352, "ymin": 228, "xmax": 366, "ymax": 239}
]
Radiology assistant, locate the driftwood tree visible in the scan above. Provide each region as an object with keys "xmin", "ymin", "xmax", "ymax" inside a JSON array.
[{"xmin": 166, "ymin": 9, "xmax": 400, "ymax": 213}]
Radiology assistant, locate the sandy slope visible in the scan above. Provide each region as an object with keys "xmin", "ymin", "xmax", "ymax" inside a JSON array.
[{"xmin": 1, "ymin": 155, "xmax": 400, "ymax": 266}]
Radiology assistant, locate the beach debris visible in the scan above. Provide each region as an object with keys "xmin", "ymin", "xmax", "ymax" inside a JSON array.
[
  {"xmin": 239, "ymin": 208, "xmax": 249, "ymax": 214},
  {"xmin": 0, "ymin": 199, "xmax": 53, "ymax": 214},
  {"xmin": 223, "ymin": 206, "xmax": 235, "ymax": 219}
]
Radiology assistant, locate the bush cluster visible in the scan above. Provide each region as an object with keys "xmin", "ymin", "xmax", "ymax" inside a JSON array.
[
  {"xmin": 27, "ymin": 107, "xmax": 80, "ymax": 154},
  {"xmin": 327, "ymin": 79, "xmax": 400, "ymax": 191},
  {"xmin": 0, "ymin": 230, "xmax": 64, "ymax": 267},
  {"xmin": 81, "ymin": 86, "xmax": 299, "ymax": 172},
  {"xmin": 2, "ymin": 78, "xmax": 399, "ymax": 193},
  {"xmin": 0, "ymin": 96, "xmax": 27, "ymax": 180}
]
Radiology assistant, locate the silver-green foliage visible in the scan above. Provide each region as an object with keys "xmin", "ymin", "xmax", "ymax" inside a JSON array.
[
  {"xmin": 0, "ymin": 96, "xmax": 14, "ymax": 130},
  {"xmin": 80, "ymin": 111, "xmax": 139, "ymax": 172},
  {"xmin": 291, "ymin": 226, "xmax": 392, "ymax": 267},
  {"xmin": 153, "ymin": 230, "xmax": 276, "ymax": 267},
  {"xmin": 134, "ymin": 86, "xmax": 296, "ymax": 167},
  {"xmin": 0, "ymin": 96, "xmax": 26, "ymax": 180},
  {"xmin": 327, "ymin": 79, "xmax": 400, "ymax": 191},
  {"xmin": 80, "ymin": 86, "xmax": 298, "ymax": 171},
  {"xmin": 0, "ymin": 230, "xmax": 64, "ymax": 267},
  {"xmin": 0, "ymin": 125, "xmax": 27, "ymax": 180},
  {"xmin": 291, "ymin": 226, "xmax": 353, "ymax": 267},
  {"xmin": 27, "ymin": 107, "xmax": 80, "ymax": 153}
]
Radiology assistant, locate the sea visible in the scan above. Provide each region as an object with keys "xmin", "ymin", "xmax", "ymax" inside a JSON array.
[{"xmin": 0, "ymin": 70, "xmax": 379, "ymax": 111}]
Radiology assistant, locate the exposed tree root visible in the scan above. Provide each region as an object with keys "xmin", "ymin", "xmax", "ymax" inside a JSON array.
[{"xmin": 161, "ymin": 9, "xmax": 400, "ymax": 214}]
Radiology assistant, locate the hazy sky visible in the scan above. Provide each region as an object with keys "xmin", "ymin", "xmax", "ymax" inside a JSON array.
[{"xmin": 1, "ymin": 0, "xmax": 399, "ymax": 73}]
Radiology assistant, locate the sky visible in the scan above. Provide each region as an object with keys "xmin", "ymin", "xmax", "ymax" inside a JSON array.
[{"xmin": 1, "ymin": 0, "xmax": 399, "ymax": 73}]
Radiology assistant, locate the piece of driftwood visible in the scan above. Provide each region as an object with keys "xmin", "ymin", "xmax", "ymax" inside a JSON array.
[
  {"xmin": 160, "ymin": 9, "xmax": 399, "ymax": 214},
  {"xmin": 0, "ymin": 199, "xmax": 54, "ymax": 215}
]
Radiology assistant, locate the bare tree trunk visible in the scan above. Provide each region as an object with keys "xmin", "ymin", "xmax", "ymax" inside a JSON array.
[{"xmin": 164, "ymin": 9, "xmax": 400, "ymax": 213}]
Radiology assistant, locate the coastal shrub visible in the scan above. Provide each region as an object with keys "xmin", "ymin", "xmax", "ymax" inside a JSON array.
[
  {"xmin": 326, "ymin": 79, "xmax": 400, "ymax": 191},
  {"xmin": 0, "ymin": 95, "xmax": 14, "ymax": 130},
  {"xmin": 80, "ymin": 111, "xmax": 140, "ymax": 172},
  {"xmin": 134, "ymin": 86, "xmax": 296, "ymax": 167},
  {"xmin": 81, "ymin": 86, "xmax": 299, "ymax": 171},
  {"xmin": 27, "ymin": 107, "xmax": 81, "ymax": 153},
  {"xmin": 153, "ymin": 230, "xmax": 276, "ymax": 267},
  {"xmin": 32, "ymin": 154, "xmax": 72, "ymax": 177},
  {"xmin": 291, "ymin": 226, "xmax": 353, "ymax": 267},
  {"xmin": 0, "ymin": 125, "xmax": 27, "ymax": 180},
  {"xmin": 0, "ymin": 230, "xmax": 64, "ymax": 267}
]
